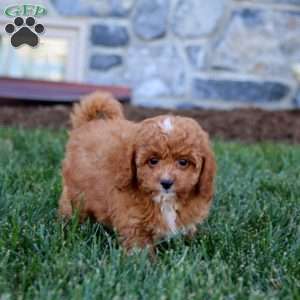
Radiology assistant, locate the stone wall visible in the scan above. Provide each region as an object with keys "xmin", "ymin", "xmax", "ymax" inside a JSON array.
[{"xmin": 50, "ymin": 0, "xmax": 300, "ymax": 109}]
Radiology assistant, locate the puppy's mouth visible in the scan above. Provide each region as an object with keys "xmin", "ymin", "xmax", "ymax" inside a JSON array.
[
  {"xmin": 152, "ymin": 189, "xmax": 176, "ymax": 203},
  {"xmin": 161, "ymin": 188, "xmax": 174, "ymax": 195}
]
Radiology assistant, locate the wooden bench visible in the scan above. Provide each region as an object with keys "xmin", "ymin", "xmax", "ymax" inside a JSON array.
[{"xmin": 0, "ymin": 77, "xmax": 131, "ymax": 105}]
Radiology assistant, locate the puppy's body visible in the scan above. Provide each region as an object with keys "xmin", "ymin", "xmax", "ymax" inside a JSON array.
[{"xmin": 59, "ymin": 92, "xmax": 216, "ymax": 251}]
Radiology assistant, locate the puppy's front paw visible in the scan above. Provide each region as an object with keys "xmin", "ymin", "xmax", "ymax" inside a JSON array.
[
  {"xmin": 120, "ymin": 229, "xmax": 155, "ymax": 259},
  {"xmin": 183, "ymin": 224, "xmax": 197, "ymax": 240},
  {"xmin": 126, "ymin": 245, "xmax": 156, "ymax": 261}
]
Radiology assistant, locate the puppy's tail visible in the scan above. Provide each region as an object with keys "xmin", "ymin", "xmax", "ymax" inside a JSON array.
[{"xmin": 71, "ymin": 92, "xmax": 125, "ymax": 129}]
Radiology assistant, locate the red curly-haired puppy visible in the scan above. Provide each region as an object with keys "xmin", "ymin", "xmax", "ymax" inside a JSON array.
[{"xmin": 59, "ymin": 92, "xmax": 216, "ymax": 254}]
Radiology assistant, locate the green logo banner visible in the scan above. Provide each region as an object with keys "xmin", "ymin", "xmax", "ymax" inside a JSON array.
[{"xmin": 4, "ymin": 4, "xmax": 47, "ymax": 17}]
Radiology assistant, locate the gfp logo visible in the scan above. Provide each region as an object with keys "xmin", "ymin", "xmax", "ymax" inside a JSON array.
[
  {"xmin": 4, "ymin": 5, "xmax": 47, "ymax": 17},
  {"xmin": 4, "ymin": 5, "xmax": 47, "ymax": 48}
]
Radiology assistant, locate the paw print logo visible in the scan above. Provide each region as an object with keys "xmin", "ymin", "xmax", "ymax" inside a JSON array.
[{"xmin": 5, "ymin": 17, "xmax": 44, "ymax": 48}]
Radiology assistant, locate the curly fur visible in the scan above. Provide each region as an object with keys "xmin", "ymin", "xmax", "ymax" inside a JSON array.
[
  {"xmin": 71, "ymin": 92, "xmax": 124, "ymax": 128},
  {"xmin": 59, "ymin": 92, "xmax": 216, "ymax": 254}
]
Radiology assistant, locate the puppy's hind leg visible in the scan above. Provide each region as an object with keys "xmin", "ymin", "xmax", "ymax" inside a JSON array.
[{"xmin": 58, "ymin": 186, "xmax": 73, "ymax": 219}]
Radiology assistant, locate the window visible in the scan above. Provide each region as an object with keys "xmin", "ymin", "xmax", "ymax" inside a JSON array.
[{"xmin": 0, "ymin": 17, "xmax": 87, "ymax": 82}]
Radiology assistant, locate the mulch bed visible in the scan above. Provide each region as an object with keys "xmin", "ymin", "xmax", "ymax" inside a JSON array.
[{"xmin": 1, "ymin": 104, "xmax": 300, "ymax": 143}]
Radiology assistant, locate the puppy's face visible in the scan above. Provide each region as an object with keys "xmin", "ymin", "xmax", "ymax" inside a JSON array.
[{"xmin": 134, "ymin": 116, "xmax": 215, "ymax": 201}]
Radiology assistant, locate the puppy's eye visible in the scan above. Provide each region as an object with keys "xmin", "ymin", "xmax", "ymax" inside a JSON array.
[
  {"xmin": 148, "ymin": 157, "xmax": 159, "ymax": 167},
  {"xmin": 177, "ymin": 159, "xmax": 189, "ymax": 168}
]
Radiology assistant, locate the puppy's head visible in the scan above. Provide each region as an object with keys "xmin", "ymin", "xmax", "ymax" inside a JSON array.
[{"xmin": 133, "ymin": 116, "xmax": 216, "ymax": 201}]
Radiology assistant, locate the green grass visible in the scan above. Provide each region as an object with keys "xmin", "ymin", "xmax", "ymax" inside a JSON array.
[{"xmin": 0, "ymin": 127, "xmax": 299, "ymax": 300}]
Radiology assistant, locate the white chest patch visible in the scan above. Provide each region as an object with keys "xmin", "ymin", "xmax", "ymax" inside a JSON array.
[
  {"xmin": 153, "ymin": 193, "xmax": 177, "ymax": 234},
  {"xmin": 160, "ymin": 117, "xmax": 173, "ymax": 134}
]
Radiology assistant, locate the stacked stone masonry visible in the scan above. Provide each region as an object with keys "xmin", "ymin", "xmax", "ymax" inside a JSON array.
[{"xmin": 50, "ymin": 0, "xmax": 300, "ymax": 108}]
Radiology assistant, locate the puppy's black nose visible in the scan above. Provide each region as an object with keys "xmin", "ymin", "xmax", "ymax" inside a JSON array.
[{"xmin": 160, "ymin": 179, "xmax": 174, "ymax": 190}]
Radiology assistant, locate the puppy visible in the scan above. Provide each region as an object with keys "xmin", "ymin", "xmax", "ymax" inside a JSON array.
[{"xmin": 59, "ymin": 92, "xmax": 216, "ymax": 253}]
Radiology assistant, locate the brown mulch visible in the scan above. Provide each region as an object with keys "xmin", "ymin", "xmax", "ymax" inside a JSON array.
[{"xmin": 0, "ymin": 104, "xmax": 300, "ymax": 143}]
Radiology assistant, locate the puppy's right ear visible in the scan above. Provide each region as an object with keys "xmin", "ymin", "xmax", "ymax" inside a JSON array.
[{"xmin": 115, "ymin": 148, "xmax": 137, "ymax": 190}]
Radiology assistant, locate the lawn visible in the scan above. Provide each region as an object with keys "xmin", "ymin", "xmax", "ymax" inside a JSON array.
[{"xmin": 0, "ymin": 127, "xmax": 299, "ymax": 300}]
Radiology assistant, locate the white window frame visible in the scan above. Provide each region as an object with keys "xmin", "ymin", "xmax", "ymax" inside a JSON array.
[{"xmin": 0, "ymin": 16, "xmax": 88, "ymax": 82}]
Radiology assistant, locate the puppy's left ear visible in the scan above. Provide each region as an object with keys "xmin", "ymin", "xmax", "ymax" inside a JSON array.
[
  {"xmin": 197, "ymin": 137, "xmax": 216, "ymax": 201},
  {"xmin": 115, "ymin": 148, "xmax": 137, "ymax": 190}
]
